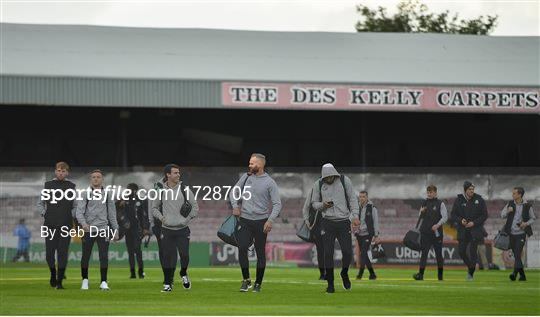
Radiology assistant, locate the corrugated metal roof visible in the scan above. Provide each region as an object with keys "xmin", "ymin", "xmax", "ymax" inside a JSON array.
[
  {"xmin": 0, "ymin": 76, "xmax": 220, "ymax": 108},
  {"xmin": 2, "ymin": 23, "xmax": 539, "ymax": 86}
]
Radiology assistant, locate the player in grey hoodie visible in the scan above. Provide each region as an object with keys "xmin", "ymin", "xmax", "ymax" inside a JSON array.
[
  {"xmin": 311, "ymin": 163, "xmax": 360, "ymax": 293},
  {"xmin": 152, "ymin": 164, "xmax": 199, "ymax": 292},
  {"xmin": 76, "ymin": 169, "xmax": 119, "ymax": 291},
  {"xmin": 231, "ymin": 153, "xmax": 282, "ymax": 293}
]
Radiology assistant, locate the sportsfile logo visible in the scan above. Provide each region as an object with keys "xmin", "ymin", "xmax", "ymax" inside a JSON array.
[{"xmin": 40, "ymin": 185, "xmax": 252, "ymax": 203}]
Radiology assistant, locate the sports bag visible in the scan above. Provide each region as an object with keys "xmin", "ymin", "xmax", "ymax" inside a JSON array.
[
  {"xmin": 217, "ymin": 215, "xmax": 240, "ymax": 246},
  {"xmin": 403, "ymin": 218, "xmax": 423, "ymax": 251},
  {"xmin": 494, "ymin": 229, "xmax": 510, "ymax": 251}
]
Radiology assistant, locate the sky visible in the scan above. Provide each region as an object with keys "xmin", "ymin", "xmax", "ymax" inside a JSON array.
[{"xmin": 1, "ymin": 0, "xmax": 539, "ymax": 36}]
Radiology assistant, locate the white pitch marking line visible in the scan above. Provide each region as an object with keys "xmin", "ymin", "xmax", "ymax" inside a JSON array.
[{"xmin": 199, "ymin": 278, "xmax": 540, "ymax": 290}]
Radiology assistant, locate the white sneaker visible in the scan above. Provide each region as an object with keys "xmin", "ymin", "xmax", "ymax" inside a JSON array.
[
  {"xmin": 99, "ymin": 281, "xmax": 110, "ymax": 291},
  {"xmin": 161, "ymin": 284, "xmax": 172, "ymax": 292},
  {"xmin": 181, "ymin": 275, "xmax": 191, "ymax": 290},
  {"xmin": 81, "ymin": 279, "xmax": 89, "ymax": 290}
]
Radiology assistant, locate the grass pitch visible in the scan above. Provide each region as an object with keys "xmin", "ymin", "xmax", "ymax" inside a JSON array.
[{"xmin": 0, "ymin": 265, "xmax": 539, "ymax": 315}]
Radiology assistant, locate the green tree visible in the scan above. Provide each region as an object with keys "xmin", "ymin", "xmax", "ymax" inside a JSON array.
[{"xmin": 355, "ymin": 0, "xmax": 498, "ymax": 35}]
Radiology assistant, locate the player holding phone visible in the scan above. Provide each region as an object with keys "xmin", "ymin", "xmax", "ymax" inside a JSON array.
[{"xmin": 311, "ymin": 163, "xmax": 360, "ymax": 293}]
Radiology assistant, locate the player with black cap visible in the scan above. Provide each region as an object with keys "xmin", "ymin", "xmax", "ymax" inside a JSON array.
[{"xmin": 450, "ymin": 181, "xmax": 488, "ymax": 281}]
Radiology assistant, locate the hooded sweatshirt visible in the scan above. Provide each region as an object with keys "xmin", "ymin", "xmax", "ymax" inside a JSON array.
[
  {"xmin": 230, "ymin": 172, "xmax": 282, "ymax": 222},
  {"xmin": 311, "ymin": 164, "xmax": 359, "ymax": 221},
  {"xmin": 151, "ymin": 180, "xmax": 199, "ymax": 230},
  {"xmin": 76, "ymin": 187, "xmax": 119, "ymax": 231}
]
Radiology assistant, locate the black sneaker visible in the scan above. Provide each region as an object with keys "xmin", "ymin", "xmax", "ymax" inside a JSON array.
[
  {"xmin": 55, "ymin": 282, "xmax": 64, "ymax": 290},
  {"xmin": 519, "ymin": 275, "xmax": 527, "ymax": 281},
  {"xmin": 319, "ymin": 274, "xmax": 326, "ymax": 281},
  {"xmin": 413, "ymin": 273, "xmax": 424, "ymax": 281},
  {"xmin": 181, "ymin": 275, "xmax": 191, "ymax": 290},
  {"xmin": 138, "ymin": 271, "xmax": 145, "ymax": 279},
  {"xmin": 130, "ymin": 273, "xmax": 136, "ymax": 279},
  {"xmin": 161, "ymin": 284, "xmax": 172, "ymax": 292},
  {"xmin": 341, "ymin": 274, "xmax": 351, "ymax": 290},
  {"xmin": 252, "ymin": 283, "xmax": 261, "ymax": 293},
  {"xmin": 240, "ymin": 279, "xmax": 252, "ymax": 292},
  {"xmin": 369, "ymin": 273, "xmax": 377, "ymax": 280},
  {"xmin": 356, "ymin": 274, "xmax": 363, "ymax": 280},
  {"xmin": 509, "ymin": 273, "xmax": 517, "ymax": 281},
  {"xmin": 326, "ymin": 285, "xmax": 335, "ymax": 293},
  {"xmin": 49, "ymin": 276, "xmax": 57, "ymax": 288}
]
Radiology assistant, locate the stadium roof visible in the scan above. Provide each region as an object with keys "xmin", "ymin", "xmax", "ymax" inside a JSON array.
[{"xmin": 2, "ymin": 23, "xmax": 539, "ymax": 86}]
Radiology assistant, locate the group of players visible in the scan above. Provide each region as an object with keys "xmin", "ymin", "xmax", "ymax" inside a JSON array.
[{"xmin": 39, "ymin": 155, "xmax": 535, "ymax": 293}]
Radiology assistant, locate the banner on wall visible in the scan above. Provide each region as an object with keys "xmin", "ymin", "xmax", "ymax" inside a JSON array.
[
  {"xmin": 210, "ymin": 241, "xmax": 343, "ymax": 267},
  {"xmin": 4, "ymin": 241, "xmax": 210, "ymax": 266},
  {"xmin": 222, "ymin": 82, "xmax": 539, "ymax": 114},
  {"xmin": 375, "ymin": 241, "xmax": 490, "ymax": 265},
  {"xmin": 210, "ymin": 240, "xmax": 491, "ymax": 267}
]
